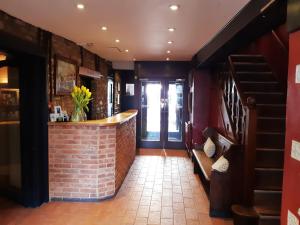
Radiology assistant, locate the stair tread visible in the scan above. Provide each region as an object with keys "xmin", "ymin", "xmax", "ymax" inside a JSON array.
[
  {"xmin": 257, "ymin": 131, "xmax": 285, "ymax": 135},
  {"xmin": 258, "ymin": 117, "xmax": 285, "ymax": 120},
  {"xmin": 255, "ymin": 206, "xmax": 281, "ymax": 216},
  {"xmin": 256, "ymin": 148, "xmax": 284, "ymax": 152},
  {"xmin": 236, "ymin": 71, "xmax": 272, "ymax": 74},
  {"xmin": 233, "ymin": 62, "xmax": 268, "ymax": 65},
  {"xmin": 257, "ymin": 104, "xmax": 286, "ymax": 107},
  {"xmin": 231, "ymin": 54, "xmax": 264, "ymax": 58},
  {"xmin": 255, "ymin": 167, "xmax": 283, "ymax": 172},
  {"xmin": 254, "ymin": 189, "xmax": 282, "ymax": 194},
  {"xmin": 240, "ymin": 81, "xmax": 278, "ymax": 84},
  {"xmin": 255, "ymin": 185, "xmax": 282, "ymax": 191},
  {"xmin": 244, "ymin": 92, "xmax": 284, "ymax": 95}
]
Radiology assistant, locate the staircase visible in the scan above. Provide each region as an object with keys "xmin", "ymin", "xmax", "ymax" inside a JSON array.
[{"xmin": 221, "ymin": 54, "xmax": 286, "ymax": 225}]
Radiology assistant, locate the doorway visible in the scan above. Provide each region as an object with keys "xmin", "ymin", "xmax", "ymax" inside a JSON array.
[
  {"xmin": 80, "ymin": 76, "xmax": 93, "ymax": 120},
  {"xmin": 0, "ymin": 50, "xmax": 48, "ymax": 207},
  {"xmin": 140, "ymin": 79, "xmax": 185, "ymax": 149},
  {"xmin": 107, "ymin": 78, "xmax": 114, "ymax": 117}
]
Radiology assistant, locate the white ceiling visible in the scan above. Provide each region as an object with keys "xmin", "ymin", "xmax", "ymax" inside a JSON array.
[{"xmin": 0, "ymin": 0, "xmax": 250, "ymax": 62}]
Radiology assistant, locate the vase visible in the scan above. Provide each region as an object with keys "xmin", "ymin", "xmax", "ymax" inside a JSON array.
[{"xmin": 71, "ymin": 107, "xmax": 87, "ymax": 122}]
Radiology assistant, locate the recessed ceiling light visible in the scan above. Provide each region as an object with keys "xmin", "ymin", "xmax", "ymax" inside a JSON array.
[
  {"xmin": 133, "ymin": 58, "xmax": 136, "ymax": 61},
  {"xmin": 168, "ymin": 28, "xmax": 176, "ymax": 32},
  {"xmin": 115, "ymin": 39, "xmax": 120, "ymax": 43},
  {"xmin": 101, "ymin": 26, "xmax": 107, "ymax": 31},
  {"xmin": 169, "ymin": 4, "xmax": 179, "ymax": 11},
  {"xmin": 166, "ymin": 50, "xmax": 171, "ymax": 54},
  {"xmin": 125, "ymin": 49, "xmax": 129, "ymax": 52},
  {"xmin": 77, "ymin": 3, "xmax": 85, "ymax": 10},
  {"xmin": 168, "ymin": 41, "xmax": 173, "ymax": 44},
  {"xmin": 166, "ymin": 57, "xmax": 170, "ymax": 61}
]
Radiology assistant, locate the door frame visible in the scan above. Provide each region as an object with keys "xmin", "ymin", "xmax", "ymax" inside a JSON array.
[
  {"xmin": 137, "ymin": 78, "xmax": 187, "ymax": 149},
  {"xmin": 0, "ymin": 36, "xmax": 49, "ymax": 207}
]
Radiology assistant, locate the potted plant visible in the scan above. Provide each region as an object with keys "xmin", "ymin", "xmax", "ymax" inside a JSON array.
[{"xmin": 70, "ymin": 85, "xmax": 92, "ymax": 122}]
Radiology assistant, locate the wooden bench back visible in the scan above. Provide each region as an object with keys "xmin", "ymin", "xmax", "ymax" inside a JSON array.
[{"xmin": 202, "ymin": 127, "xmax": 236, "ymax": 161}]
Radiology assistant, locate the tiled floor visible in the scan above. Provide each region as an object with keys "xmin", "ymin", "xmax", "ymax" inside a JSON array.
[{"xmin": 0, "ymin": 149, "xmax": 233, "ymax": 225}]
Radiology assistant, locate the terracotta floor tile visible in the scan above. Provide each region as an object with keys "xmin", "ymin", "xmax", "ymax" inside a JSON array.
[
  {"xmin": 0, "ymin": 149, "xmax": 233, "ymax": 225},
  {"xmin": 161, "ymin": 206, "xmax": 173, "ymax": 219},
  {"xmin": 148, "ymin": 211, "xmax": 161, "ymax": 224}
]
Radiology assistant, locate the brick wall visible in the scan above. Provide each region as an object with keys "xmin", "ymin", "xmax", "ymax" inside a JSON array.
[
  {"xmin": 48, "ymin": 115, "xmax": 136, "ymax": 201},
  {"xmin": 0, "ymin": 10, "xmax": 111, "ymax": 119},
  {"xmin": 115, "ymin": 117, "xmax": 136, "ymax": 190}
]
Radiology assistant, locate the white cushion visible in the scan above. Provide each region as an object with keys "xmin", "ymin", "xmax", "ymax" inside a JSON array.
[
  {"xmin": 203, "ymin": 137, "xmax": 216, "ymax": 158},
  {"xmin": 212, "ymin": 156, "xmax": 229, "ymax": 172}
]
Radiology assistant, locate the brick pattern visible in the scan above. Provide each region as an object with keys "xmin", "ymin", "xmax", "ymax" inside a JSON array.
[
  {"xmin": 115, "ymin": 117, "xmax": 137, "ymax": 190},
  {"xmin": 48, "ymin": 117, "xmax": 136, "ymax": 200},
  {"xmin": 0, "ymin": 10, "xmax": 111, "ymax": 120}
]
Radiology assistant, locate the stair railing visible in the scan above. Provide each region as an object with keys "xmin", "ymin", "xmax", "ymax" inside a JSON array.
[{"xmin": 222, "ymin": 56, "xmax": 257, "ymax": 206}]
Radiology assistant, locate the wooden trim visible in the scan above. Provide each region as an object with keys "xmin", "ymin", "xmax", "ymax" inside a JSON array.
[
  {"xmin": 271, "ymin": 30, "xmax": 288, "ymax": 53},
  {"xmin": 79, "ymin": 66, "xmax": 103, "ymax": 79}
]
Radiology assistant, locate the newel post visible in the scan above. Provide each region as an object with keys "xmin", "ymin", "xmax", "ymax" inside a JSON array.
[{"xmin": 243, "ymin": 97, "xmax": 257, "ymax": 206}]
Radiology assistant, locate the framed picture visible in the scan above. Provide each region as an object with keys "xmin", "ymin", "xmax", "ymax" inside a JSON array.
[
  {"xmin": 55, "ymin": 55, "xmax": 78, "ymax": 95},
  {"xmin": 125, "ymin": 83, "xmax": 134, "ymax": 96},
  {"xmin": 54, "ymin": 105, "xmax": 62, "ymax": 114}
]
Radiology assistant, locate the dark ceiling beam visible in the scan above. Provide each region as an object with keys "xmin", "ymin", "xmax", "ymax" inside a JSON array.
[{"xmin": 193, "ymin": 0, "xmax": 287, "ymax": 68}]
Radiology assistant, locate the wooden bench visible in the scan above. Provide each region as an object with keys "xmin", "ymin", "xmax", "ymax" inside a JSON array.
[{"xmin": 192, "ymin": 127, "xmax": 243, "ymax": 218}]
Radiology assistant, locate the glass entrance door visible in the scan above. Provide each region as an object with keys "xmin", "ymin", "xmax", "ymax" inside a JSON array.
[{"xmin": 140, "ymin": 79, "xmax": 185, "ymax": 149}]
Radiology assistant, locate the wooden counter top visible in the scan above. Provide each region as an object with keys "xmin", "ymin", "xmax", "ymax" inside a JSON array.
[{"xmin": 48, "ymin": 109, "xmax": 138, "ymax": 127}]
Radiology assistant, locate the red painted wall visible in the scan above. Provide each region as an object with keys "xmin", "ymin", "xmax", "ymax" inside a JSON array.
[
  {"xmin": 191, "ymin": 69, "xmax": 224, "ymax": 145},
  {"xmin": 281, "ymin": 30, "xmax": 300, "ymax": 225}
]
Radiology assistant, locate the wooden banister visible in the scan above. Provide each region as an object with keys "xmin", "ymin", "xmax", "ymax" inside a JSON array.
[{"xmin": 221, "ymin": 56, "xmax": 258, "ymax": 206}]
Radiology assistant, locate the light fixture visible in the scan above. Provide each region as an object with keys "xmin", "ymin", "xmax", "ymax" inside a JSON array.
[
  {"xmin": 125, "ymin": 49, "xmax": 129, "ymax": 52},
  {"xmin": 0, "ymin": 53, "xmax": 6, "ymax": 61},
  {"xmin": 168, "ymin": 41, "xmax": 173, "ymax": 44},
  {"xmin": 0, "ymin": 67, "xmax": 8, "ymax": 84},
  {"xmin": 168, "ymin": 27, "xmax": 176, "ymax": 32},
  {"xmin": 169, "ymin": 4, "xmax": 179, "ymax": 11},
  {"xmin": 166, "ymin": 50, "xmax": 171, "ymax": 54},
  {"xmin": 77, "ymin": 3, "xmax": 85, "ymax": 10},
  {"xmin": 133, "ymin": 58, "xmax": 136, "ymax": 61},
  {"xmin": 115, "ymin": 39, "xmax": 120, "ymax": 43},
  {"xmin": 166, "ymin": 57, "xmax": 170, "ymax": 61},
  {"xmin": 101, "ymin": 26, "xmax": 108, "ymax": 31}
]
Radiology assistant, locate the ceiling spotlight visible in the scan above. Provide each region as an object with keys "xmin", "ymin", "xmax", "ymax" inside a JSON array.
[
  {"xmin": 167, "ymin": 41, "xmax": 173, "ymax": 44},
  {"xmin": 168, "ymin": 28, "xmax": 176, "ymax": 32},
  {"xmin": 169, "ymin": 4, "xmax": 179, "ymax": 11},
  {"xmin": 101, "ymin": 26, "xmax": 107, "ymax": 31},
  {"xmin": 166, "ymin": 57, "xmax": 170, "ymax": 61},
  {"xmin": 77, "ymin": 3, "xmax": 85, "ymax": 10},
  {"xmin": 166, "ymin": 50, "xmax": 171, "ymax": 54},
  {"xmin": 133, "ymin": 58, "xmax": 136, "ymax": 61},
  {"xmin": 125, "ymin": 49, "xmax": 129, "ymax": 52},
  {"xmin": 115, "ymin": 39, "xmax": 120, "ymax": 43}
]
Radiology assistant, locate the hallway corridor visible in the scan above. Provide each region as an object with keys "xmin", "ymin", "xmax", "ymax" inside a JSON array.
[{"xmin": 0, "ymin": 150, "xmax": 233, "ymax": 225}]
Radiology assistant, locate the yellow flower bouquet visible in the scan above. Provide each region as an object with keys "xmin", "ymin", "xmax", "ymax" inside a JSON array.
[{"xmin": 70, "ymin": 85, "xmax": 92, "ymax": 122}]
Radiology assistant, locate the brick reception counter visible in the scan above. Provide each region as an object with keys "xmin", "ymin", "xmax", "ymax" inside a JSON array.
[{"xmin": 48, "ymin": 110, "xmax": 137, "ymax": 201}]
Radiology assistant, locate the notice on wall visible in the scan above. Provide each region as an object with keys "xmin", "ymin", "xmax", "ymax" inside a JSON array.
[{"xmin": 126, "ymin": 83, "xmax": 135, "ymax": 96}]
